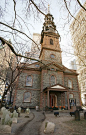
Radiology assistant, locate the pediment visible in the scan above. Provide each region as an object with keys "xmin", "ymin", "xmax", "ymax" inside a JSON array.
[
  {"xmin": 51, "ymin": 85, "xmax": 65, "ymax": 89},
  {"xmin": 40, "ymin": 62, "xmax": 64, "ymax": 71},
  {"xmin": 43, "ymin": 83, "xmax": 68, "ymax": 92}
]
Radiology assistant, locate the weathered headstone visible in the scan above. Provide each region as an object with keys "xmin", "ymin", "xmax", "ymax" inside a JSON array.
[
  {"xmin": 1, "ymin": 118, "xmax": 4, "ymax": 125},
  {"xmin": 36, "ymin": 106, "xmax": 39, "ymax": 111},
  {"xmin": 4, "ymin": 114, "xmax": 12, "ymax": 126},
  {"xmin": 84, "ymin": 112, "xmax": 86, "ymax": 119},
  {"xmin": 12, "ymin": 117, "xmax": 17, "ymax": 123},
  {"xmin": 26, "ymin": 108, "xmax": 30, "ymax": 114},
  {"xmin": 13, "ymin": 110, "xmax": 18, "ymax": 118},
  {"xmin": 18, "ymin": 107, "xmax": 21, "ymax": 113},
  {"xmin": 44, "ymin": 121, "xmax": 55, "ymax": 134},
  {"xmin": 75, "ymin": 110, "xmax": 80, "ymax": 121},
  {"xmin": 1, "ymin": 107, "xmax": 6, "ymax": 114}
]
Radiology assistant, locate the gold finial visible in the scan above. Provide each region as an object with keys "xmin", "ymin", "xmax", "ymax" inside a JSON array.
[{"xmin": 48, "ymin": 4, "xmax": 50, "ymax": 14}]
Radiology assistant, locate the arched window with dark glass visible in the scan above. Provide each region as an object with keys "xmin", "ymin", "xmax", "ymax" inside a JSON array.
[
  {"xmin": 50, "ymin": 39, "xmax": 53, "ymax": 45},
  {"xmin": 26, "ymin": 75, "xmax": 33, "ymax": 86}
]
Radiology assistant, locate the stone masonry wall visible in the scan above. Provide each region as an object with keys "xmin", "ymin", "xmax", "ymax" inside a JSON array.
[
  {"xmin": 15, "ymin": 70, "xmax": 41, "ymax": 107},
  {"xmin": 64, "ymin": 75, "xmax": 80, "ymax": 106},
  {"xmin": 18, "ymin": 71, "xmax": 41, "ymax": 89},
  {"xmin": 42, "ymin": 70, "xmax": 63, "ymax": 89},
  {"xmin": 15, "ymin": 89, "xmax": 40, "ymax": 107},
  {"xmin": 64, "ymin": 75, "xmax": 78, "ymax": 91}
]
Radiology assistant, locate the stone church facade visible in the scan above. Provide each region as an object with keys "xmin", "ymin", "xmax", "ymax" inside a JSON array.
[{"xmin": 13, "ymin": 12, "xmax": 81, "ymax": 110}]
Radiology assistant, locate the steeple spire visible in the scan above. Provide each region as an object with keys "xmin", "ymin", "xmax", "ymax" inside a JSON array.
[{"xmin": 48, "ymin": 4, "xmax": 50, "ymax": 14}]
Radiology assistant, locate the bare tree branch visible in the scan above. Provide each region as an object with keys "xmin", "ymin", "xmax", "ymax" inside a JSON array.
[
  {"xmin": 0, "ymin": 37, "xmax": 43, "ymax": 64},
  {"xmin": 0, "ymin": 22, "xmax": 39, "ymax": 48},
  {"xmin": 30, "ymin": 0, "xmax": 46, "ymax": 16},
  {"xmin": 64, "ymin": 0, "xmax": 80, "ymax": 22},
  {"xmin": 13, "ymin": 0, "xmax": 16, "ymax": 26},
  {"xmin": 77, "ymin": 0, "xmax": 86, "ymax": 11}
]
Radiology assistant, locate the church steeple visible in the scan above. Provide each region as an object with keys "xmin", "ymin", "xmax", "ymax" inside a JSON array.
[
  {"xmin": 40, "ymin": 8, "xmax": 60, "ymax": 44},
  {"xmin": 40, "ymin": 8, "xmax": 62, "ymax": 64}
]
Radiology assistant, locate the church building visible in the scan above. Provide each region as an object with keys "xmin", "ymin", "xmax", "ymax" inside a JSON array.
[{"xmin": 13, "ymin": 9, "xmax": 81, "ymax": 110}]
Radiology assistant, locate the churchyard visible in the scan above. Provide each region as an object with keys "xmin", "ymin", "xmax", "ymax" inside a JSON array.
[{"xmin": 0, "ymin": 107, "xmax": 86, "ymax": 135}]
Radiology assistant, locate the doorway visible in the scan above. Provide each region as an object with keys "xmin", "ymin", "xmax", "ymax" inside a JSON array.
[{"xmin": 50, "ymin": 94, "xmax": 57, "ymax": 107}]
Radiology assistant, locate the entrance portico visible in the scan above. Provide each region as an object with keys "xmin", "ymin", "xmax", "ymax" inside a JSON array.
[{"xmin": 43, "ymin": 84, "xmax": 70, "ymax": 109}]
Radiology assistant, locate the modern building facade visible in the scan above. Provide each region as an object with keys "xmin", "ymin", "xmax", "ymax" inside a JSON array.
[
  {"xmin": 13, "ymin": 10, "xmax": 81, "ymax": 110},
  {"xmin": 25, "ymin": 33, "xmax": 41, "ymax": 63},
  {"xmin": 70, "ymin": 2, "xmax": 86, "ymax": 105},
  {"xmin": 69, "ymin": 59, "xmax": 77, "ymax": 70}
]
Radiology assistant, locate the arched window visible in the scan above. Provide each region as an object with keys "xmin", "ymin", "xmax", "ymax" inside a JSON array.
[
  {"xmin": 50, "ymin": 39, "xmax": 53, "ymax": 45},
  {"xmin": 68, "ymin": 79, "xmax": 72, "ymax": 89},
  {"xmin": 50, "ymin": 75, "xmax": 56, "ymax": 85},
  {"xmin": 23, "ymin": 91, "xmax": 31, "ymax": 102},
  {"xmin": 26, "ymin": 75, "xmax": 33, "ymax": 86}
]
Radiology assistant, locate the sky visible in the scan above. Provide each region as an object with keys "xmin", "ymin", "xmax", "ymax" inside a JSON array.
[{"xmin": 0, "ymin": 0, "xmax": 86, "ymax": 68}]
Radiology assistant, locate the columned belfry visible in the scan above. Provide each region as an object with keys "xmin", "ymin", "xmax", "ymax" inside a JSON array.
[{"xmin": 40, "ymin": 7, "xmax": 62, "ymax": 64}]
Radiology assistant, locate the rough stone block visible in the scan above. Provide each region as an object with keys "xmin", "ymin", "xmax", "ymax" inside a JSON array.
[
  {"xmin": 44, "ymin": 121, "xmax": 55, "ymax": 134},
  {"xmin": 12, "ymin": 118, "xmax": 17, "ymax": 123}
]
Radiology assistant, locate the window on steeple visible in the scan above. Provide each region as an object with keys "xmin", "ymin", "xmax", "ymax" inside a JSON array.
[
  {"xmin": 50, "ymin": 54, "xmax": 55, "ymax": 59},
  {"xmin": 50, "ymin": 39, "xmax": 53, "ymax": 45},
  {"xmin": 46, "ymin": 26, "xmax": 49, "ymax": 31}
]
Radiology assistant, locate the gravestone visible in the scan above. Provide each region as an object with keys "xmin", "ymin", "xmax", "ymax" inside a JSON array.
[
  {"xmin": 26, "ymin": 108, "xmax": 30, "ymax": 114},
  {"xmin": 13, "ymin": 110, "xmax": 18, "ymax": 118},
  {"xmin": 18, "ymin": 107, "xmax": 21, "ymax": 113},
  {"xmin": 4, "ymin": 114, "xmax": 12, "ymax": 126},
  {"xmin": 44, "ymin": 121, "xmax": 55, "ymax": 134},
  {"xmin": 75, "ymin": 110, "xmax": 80, "ymax": 121},
  {"xmin": 84, "ymin": 112, "xmax": 86, "ymax": 119},
  {"xmin": 12, "ymin": 117, "xmax": 17, "ymax": 123}
]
